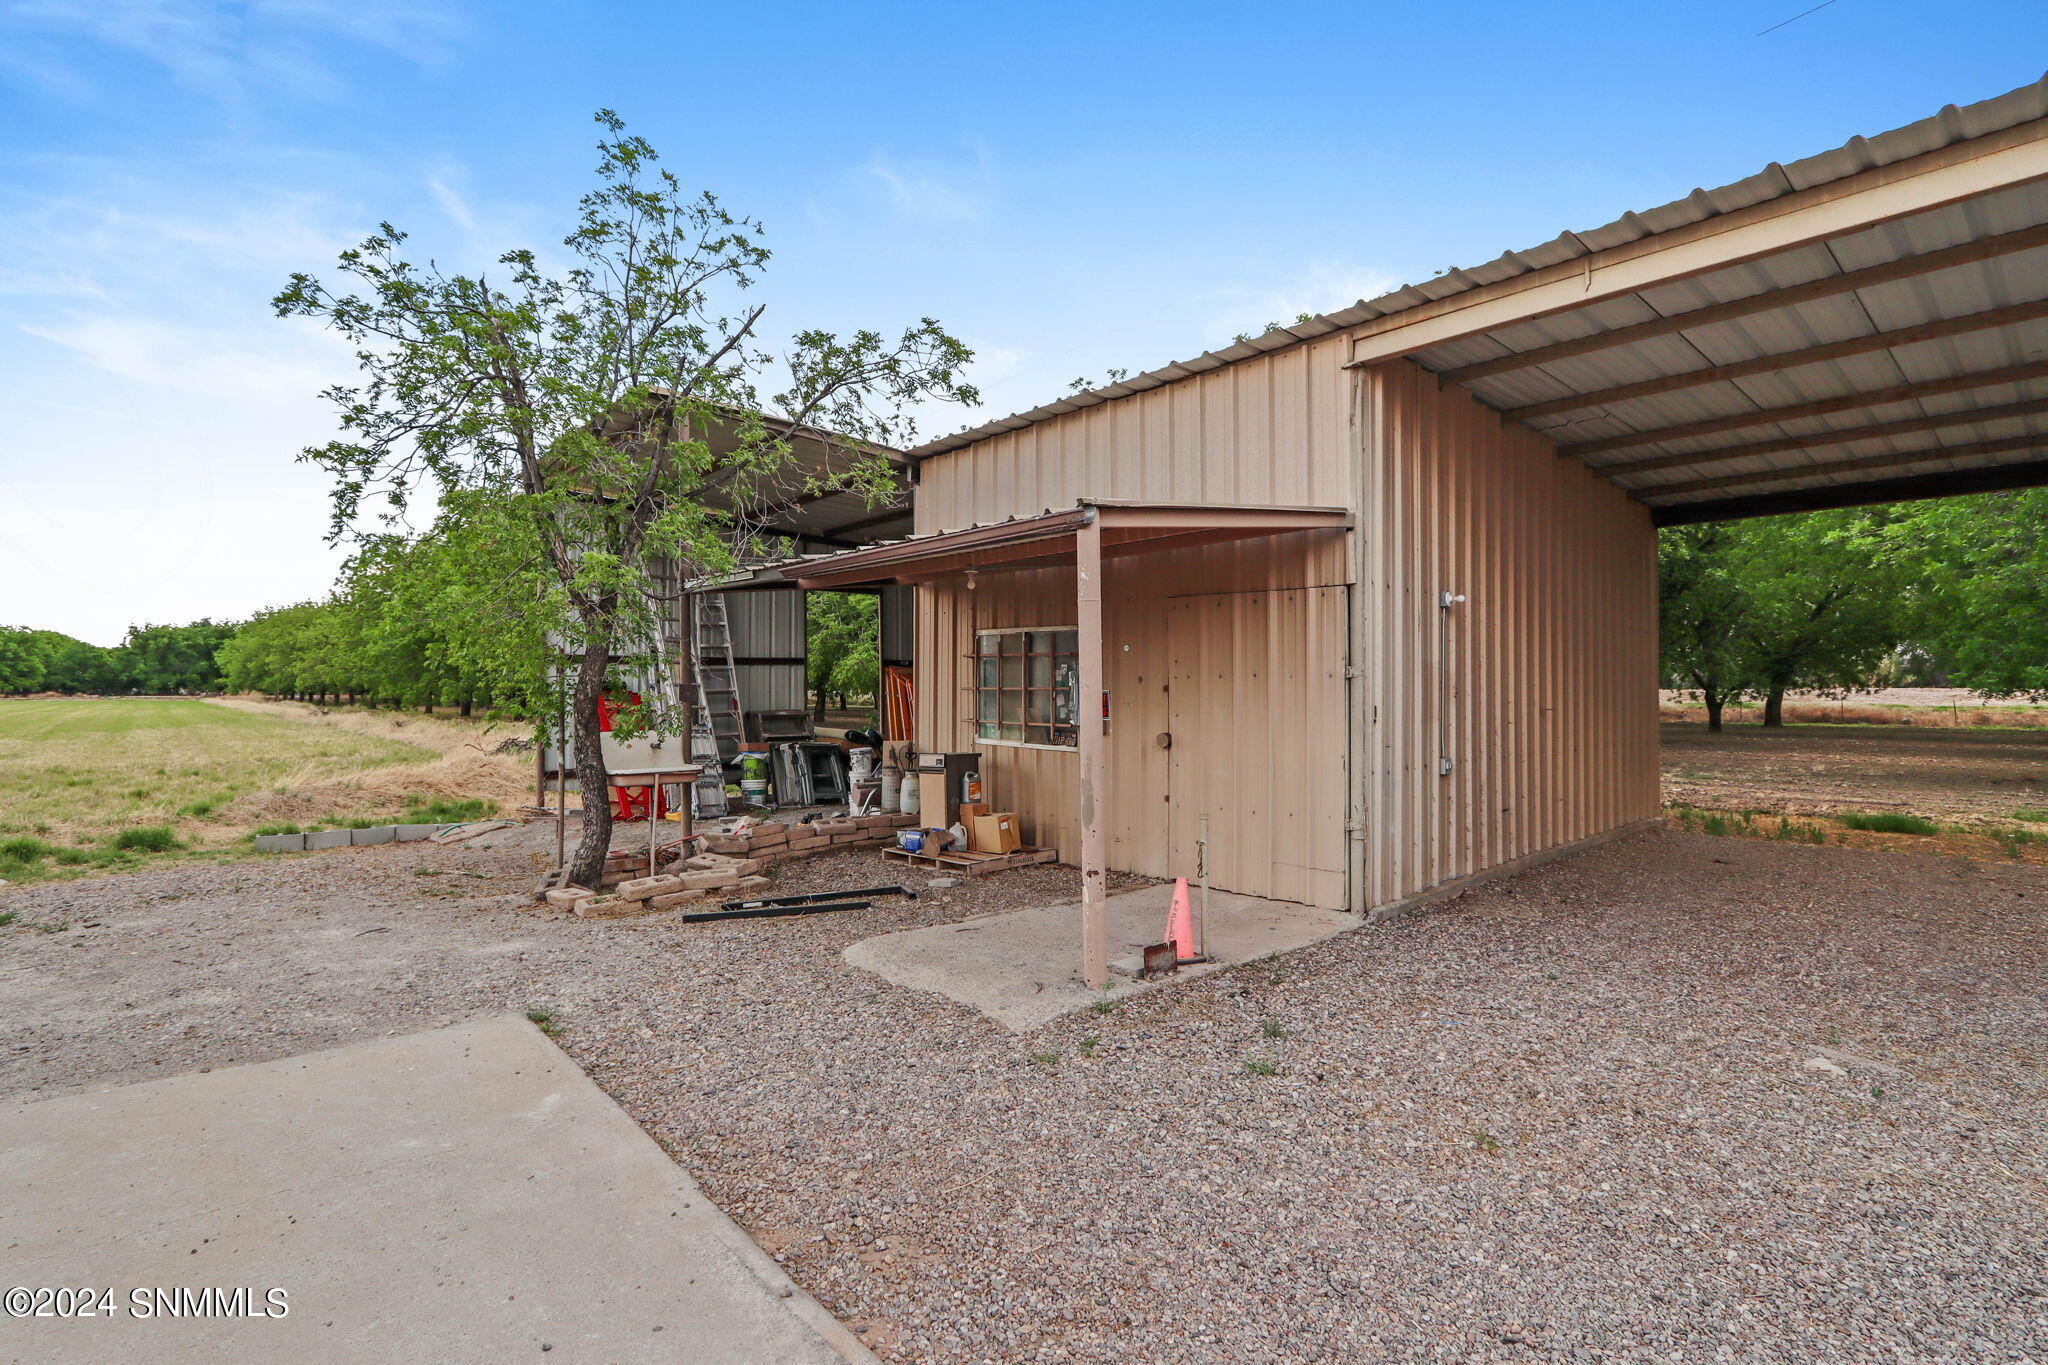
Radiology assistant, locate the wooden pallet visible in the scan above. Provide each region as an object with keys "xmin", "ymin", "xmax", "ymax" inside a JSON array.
[{"xmin": 879, "ymin": 845, "xmax": 1059, "ymax": 876}]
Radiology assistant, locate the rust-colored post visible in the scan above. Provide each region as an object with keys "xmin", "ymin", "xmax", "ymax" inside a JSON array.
[{"xmin": 1076, "ymin": 513, "xmax": 1108, "ymax": 988}]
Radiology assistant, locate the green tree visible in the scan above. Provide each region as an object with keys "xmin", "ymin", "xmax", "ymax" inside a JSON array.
[
  {"xmin": 0, "ymin": 627, "xmax": 46, "ymax": 694},
  {"xmin": 276, "ymin": 112, "xmax": 976, "ymax": 887},
  {"xmin": 1900, "ymin": 489, "xmax": 2048, "ymax": 697},
  {"xmin": 1735, "ymin": 508, "xmax": 1914, "ymax": 726},
  {"xmin": 806, "ymin": 592, "xmax": 878, "ymax": 719},
  {"xmin": 1658, "ymin": 523, "xmax": 1751, "ymax": 732},
  {"xmin": 119, "ymin": 621, "xmax": 237, "ymax": 693}
]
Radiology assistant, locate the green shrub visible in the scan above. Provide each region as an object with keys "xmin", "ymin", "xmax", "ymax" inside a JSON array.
[
  {"xmin": 251, "ymin": 822, "xmax": 303, "ymax": 837},
  {"xmin": 112, "ymin": 826, "xmax": 180, "ymax": 853},
  {"xmin": 2015, "ymin": 809, "xmax": 2048, "ymax": 825},
  {"xmin": 0, "ymin": 835, "xmax": 56, "ymax": 862},
  {"xmin": 405, "ymin": 796, "xmax": 497, "ymax": 825},
  {"xmin": 1838, "ymin": 812, "xmax": 1938, "ymax": 835}
]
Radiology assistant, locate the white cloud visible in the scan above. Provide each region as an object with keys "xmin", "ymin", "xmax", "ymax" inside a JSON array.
[
  {"xmin": 0, "ymin": 0, "xmax": 462, "ymax": 104},
  {"xmin": 858, "ymin": 143, "xmax": 995, "ymax": 225},
  {"xmin": 1203, "ymin": 258, "xmax": 1405, "ymax": 344},
  {"xmin": 426, "ymin": 175, "xmax": 477, "ymax": 233}
]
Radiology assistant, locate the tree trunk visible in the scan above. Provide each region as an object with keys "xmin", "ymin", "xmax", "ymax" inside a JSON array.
[
  {"xmin": 1763, "ymin": 685, "xmax": 1787, "ymax": 728},
  {"xmin": 460, "ymin": 695, "xmax": 473, "ymax": 718},
  {"xmin": 812, "ymin": 686, "xmax": 826, "ymax": 721},
  {"xmin": 567, "ymin": 630, "xmax": 616, "ymax": 890},
  {"xmin": 1704, "ymin": 689, "xmax": 1725, "ymax": 734}
]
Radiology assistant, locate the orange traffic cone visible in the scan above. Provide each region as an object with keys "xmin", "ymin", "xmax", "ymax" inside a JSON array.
[{"xmin": 1165, "ymin": 877, "xmax": 1198, "ymax": 962}]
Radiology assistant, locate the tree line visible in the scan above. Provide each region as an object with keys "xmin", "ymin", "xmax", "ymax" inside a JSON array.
[
  {"xmin": 0, "ymin": 622, "xmax": 237, "ymax": 696},
  {"xmin": 1659, "ymin": 488, "xmax": 2048, "ymax": 729}
]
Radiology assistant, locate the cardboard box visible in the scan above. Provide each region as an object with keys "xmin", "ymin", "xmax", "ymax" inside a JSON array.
[
  {"xmin": 970, "ymin": 811, "xmax": 1021, "ymax": 855},
  {"xmin": 956, "ymin": 802, "xmax": 990, "ymax": 823}
]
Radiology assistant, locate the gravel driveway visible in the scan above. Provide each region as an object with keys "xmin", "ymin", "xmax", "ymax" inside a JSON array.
[{"xmin": 4, "ymin": 827, "xmax": 2044, "ymax": 1363}]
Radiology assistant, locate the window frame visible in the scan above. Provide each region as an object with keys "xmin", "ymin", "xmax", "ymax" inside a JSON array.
[{"xmin": 972, "ymin": 626, "xmax": 1081, "ymax": 751}]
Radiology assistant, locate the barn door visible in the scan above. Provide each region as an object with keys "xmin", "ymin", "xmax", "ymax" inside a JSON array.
[{"xmin": 1164, "ymin": 587, "xmax": 1349, "ymax": 908}]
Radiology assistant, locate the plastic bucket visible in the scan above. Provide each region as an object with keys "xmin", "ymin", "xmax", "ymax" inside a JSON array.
[{"xmin": 740, "ymin": 778, "xmax": 771, "ymax": 807}]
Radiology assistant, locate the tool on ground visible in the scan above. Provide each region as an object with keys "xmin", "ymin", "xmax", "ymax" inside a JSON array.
[
  {"xmin": 681, "ymin": 900, "xmax": 871, "ymax": 923},
  {"xmin": 719, "ymin": 885, "xmax": 916, "ymax": 911}
]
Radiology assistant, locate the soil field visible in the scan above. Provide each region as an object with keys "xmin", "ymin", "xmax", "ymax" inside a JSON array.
[
  {"xmin": 1662, "ymin": 720, "xmax": 2048, "ymax": 828},
  {"xmin": 3, "ymin": 824, "xmax": 2043, "ymax": 1362}
]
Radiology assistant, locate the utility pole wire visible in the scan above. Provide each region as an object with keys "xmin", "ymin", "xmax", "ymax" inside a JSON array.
[{"xmin": 1758, "ymin": 0, "xmax": 1842, "ymax": 36}]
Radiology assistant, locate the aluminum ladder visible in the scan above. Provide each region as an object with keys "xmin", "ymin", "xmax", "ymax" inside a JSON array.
[{"xmin": 689, "ymin": 592, "xmax": 743, "ymax": 816}]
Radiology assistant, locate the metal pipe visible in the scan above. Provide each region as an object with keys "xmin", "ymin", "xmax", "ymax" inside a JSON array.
[{"xmin": 1076, "ymin": 508, "xmax": 1108, "ymax": 988}]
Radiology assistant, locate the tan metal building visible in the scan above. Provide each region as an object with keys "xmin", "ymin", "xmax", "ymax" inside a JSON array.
[{"xmin": 780, "ymin": 77, "xmax": 2048, "ymax": 984}]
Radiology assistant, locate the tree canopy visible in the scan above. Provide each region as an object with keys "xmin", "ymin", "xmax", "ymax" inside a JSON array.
[{"xmin": 274, "ymin": 110, "xmax": 977, "ymax": 885}]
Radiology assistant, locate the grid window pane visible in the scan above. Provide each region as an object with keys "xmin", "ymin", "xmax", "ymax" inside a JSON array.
[{"xmin": 975, "ymin": 627, "xmax": 1080, "ymax": 748}]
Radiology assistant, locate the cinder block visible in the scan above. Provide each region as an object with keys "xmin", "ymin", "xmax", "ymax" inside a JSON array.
[
  {"xmin": 784, "ymin": 835, "xmax": 830, "ymax": 852},
  {"xmin": 856, "ymin": 814, "xmax": 896, "ymax": 830},
  {"xmin": 305, "ymin": 829, "xmax": 353, "ymax": 850},
  {"xmin": 746, "ymin": 824, "xmax": 790, "ymax": 847},
  {"xmin": 573, "ymin": 894, "xmax": 627, "ymax": 917},
  {"xmin": 394, "ymin": 823, "xmax": 440, "ymax": 841},
  {"xmin": 701, "ymin": 835, "xmax": 752, "ymax": 854},
  {"xmin": 810, "ymin": 818, "xmax": 859, "ymax": 834},
  {"xmin": 647, "ymin": 888, "xmax": 712, "ymax": 911},
  {"xmin": 544, "ymin": 886, "xmax": 595, "ymax": 909},
  {"xmin": 673, "ymin": 868, "xmax": 742, "ymax": 890},
  {"xmin": 616, "ymin": 875, "xmax": 683, "ymax": 901},
  {"xmin": 253, "ymin": 832, "xmax": 306, "ymax": 853}
]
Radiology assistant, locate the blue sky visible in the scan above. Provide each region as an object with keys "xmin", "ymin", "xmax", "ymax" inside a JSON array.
[{"xmin": 1, "ymin": 1, "xmax": 2042, "ymax": 644}]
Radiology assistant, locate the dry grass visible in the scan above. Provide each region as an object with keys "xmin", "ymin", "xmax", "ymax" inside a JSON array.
[
  {"xmin": 1664, "ymin": 804, "xmax": 2048, "ymax": 865},
  {"xmin": 1660, "ymin": 699, "xmax": 2048, "ymax": 729},
  {"xmin": 0, "ymin": 698, "xmax": 533, "ymax": 880},
  {"xmin": 202, "ymin": 698, "xmax": 535, "ymax": 832}
]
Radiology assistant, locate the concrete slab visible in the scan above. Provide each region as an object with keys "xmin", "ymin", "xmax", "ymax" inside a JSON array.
[
  {"xmin": 843, "ymin": 884, "xmax": 1361, "ymax": 1030},
  {"xmin": 0, "ymin": 1016, "xmax": 874, "ymax": 1365}
]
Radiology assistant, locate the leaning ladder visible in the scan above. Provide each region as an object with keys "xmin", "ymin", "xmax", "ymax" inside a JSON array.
[{"xmin": 690, "ymin": 592, "xmax": 743, "ymax": 814}]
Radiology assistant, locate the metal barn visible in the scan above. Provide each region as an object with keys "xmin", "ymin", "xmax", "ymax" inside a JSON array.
[{"xmin": 729, "ymin": 78, "xmax": 2048, "ymax": 985}]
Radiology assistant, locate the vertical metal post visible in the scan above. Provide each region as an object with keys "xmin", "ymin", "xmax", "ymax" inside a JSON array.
[
  {"xmin": 1076, "ymin": 513, "xmax": 1108, "ymax": 988},
  {"xmin": 554, "ymin": 666, "xmax": 568, "ymax": 873},
  {"xmin": 1197, "ymin": 811, "xmax": 1210, "ymax": 960}
]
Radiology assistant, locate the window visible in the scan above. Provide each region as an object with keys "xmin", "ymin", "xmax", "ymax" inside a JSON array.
[{"xmin": 975, "ymin": 629, "xmax": 1079, "ymax": 747}]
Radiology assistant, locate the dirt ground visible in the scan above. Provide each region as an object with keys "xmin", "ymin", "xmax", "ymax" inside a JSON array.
[
  {"xmin": 3, "ymin": 822, "xmax": 2043, "ymax": 1362},
  {"xmin": 1662, "ymin": 720, "xmax": 2048, "ymax": 826}
]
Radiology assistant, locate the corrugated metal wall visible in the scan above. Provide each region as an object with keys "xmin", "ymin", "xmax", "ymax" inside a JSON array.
[
  {"xmin": 916, "ymin": 532, "xmax": 1352, "ymax": 908},
  {"xmin": 723, "ymin": 588, "xmax": 807, "ymax": 715},
  {"xmin": 915, "ymin": 335, "xmax": 1356, "ymax": 532},
  {"xmin": 879, "ymin": 585, "xmax": 914, "ymax": 665},
  {"xmin": 1355, "ymin": 361, "xmax": 1661, "ymax": 910}
]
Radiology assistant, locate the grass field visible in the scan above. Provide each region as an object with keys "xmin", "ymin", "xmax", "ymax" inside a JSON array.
[{"xmin": 0, "ymin": 698, "xmax": 530, "ymax": 885}]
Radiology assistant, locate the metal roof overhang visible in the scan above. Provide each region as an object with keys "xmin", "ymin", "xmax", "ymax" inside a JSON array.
[
  {"xmin": 907, "ymin": 77, "xmax": 2048, "ymax": 526},
  {"xmin": 604, "ymin": 402, "xmax": 913, "ymax": 549},
  {"xmin": 786, "ymin": 501, "xmax": 1352, "ymax": 590},
  {"xmin": 1342, "ymin": 80, "xmax": 2048, "ymax": 525}
]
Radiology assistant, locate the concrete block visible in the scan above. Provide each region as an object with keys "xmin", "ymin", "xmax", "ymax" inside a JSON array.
[
  {"xmin": 701, "ymin": 835, "xmax": 753, "ymax": 855},
  {"xmin": 745, "ymin": 824, "xmax": 790, "ymax": 847},
  {"xmin": 615, "ymin": 875, "xmax": 684, "ymax": 902},
  {"xmin": 252, "ymin": 832, "xmax": 307, "ymax": 853},
  {"xmin": 394, "ymin": 824, "xmax": 440, "ymax": 841},
  {"xmin": 784, "ymin": 835, "xmax": 830, "ymax": 852},
  {"xmin": 305, "ymin": 829, "xmax": 354, "ymax": 850},
  {"xmin": 810, "ymin": 818, "xmax": 859, "ymax": 835},
  {"xmin": 647, "ymin": 888, "xmax": 712, "ymax": 911},
  {"xmin": 573, "ymin": 895, "xmax": 651, "ymax": 918},
  {"xmin": 351, "ymin": 826, "xmax": 397, "ymax": 846},
  {"xmin": 673, "ymin": 868, "xmax": 742, "ymax": 890},
  {"xmin": 544, "ymin": 886, "xmax": 595, "ymax": 909},
  {"xmin": 856, "ymin": 815, "xmax": 896, "ymax": 830}
]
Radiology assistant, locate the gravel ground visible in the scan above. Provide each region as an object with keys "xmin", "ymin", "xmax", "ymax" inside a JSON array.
[{"xmin": 3, "ymin": 825, "xmax": 2045, "ymax": 1362}]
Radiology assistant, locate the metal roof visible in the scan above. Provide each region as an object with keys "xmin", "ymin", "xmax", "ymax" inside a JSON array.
[{"xmin": 909, "ymin": 75, "xmax": 2048, "ymax": 521}]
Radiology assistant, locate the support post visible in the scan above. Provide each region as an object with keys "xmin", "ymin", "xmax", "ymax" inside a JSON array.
[{"xmin": 1076, "ymin": 514, "xmax": 1108, "ymax": 988}]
